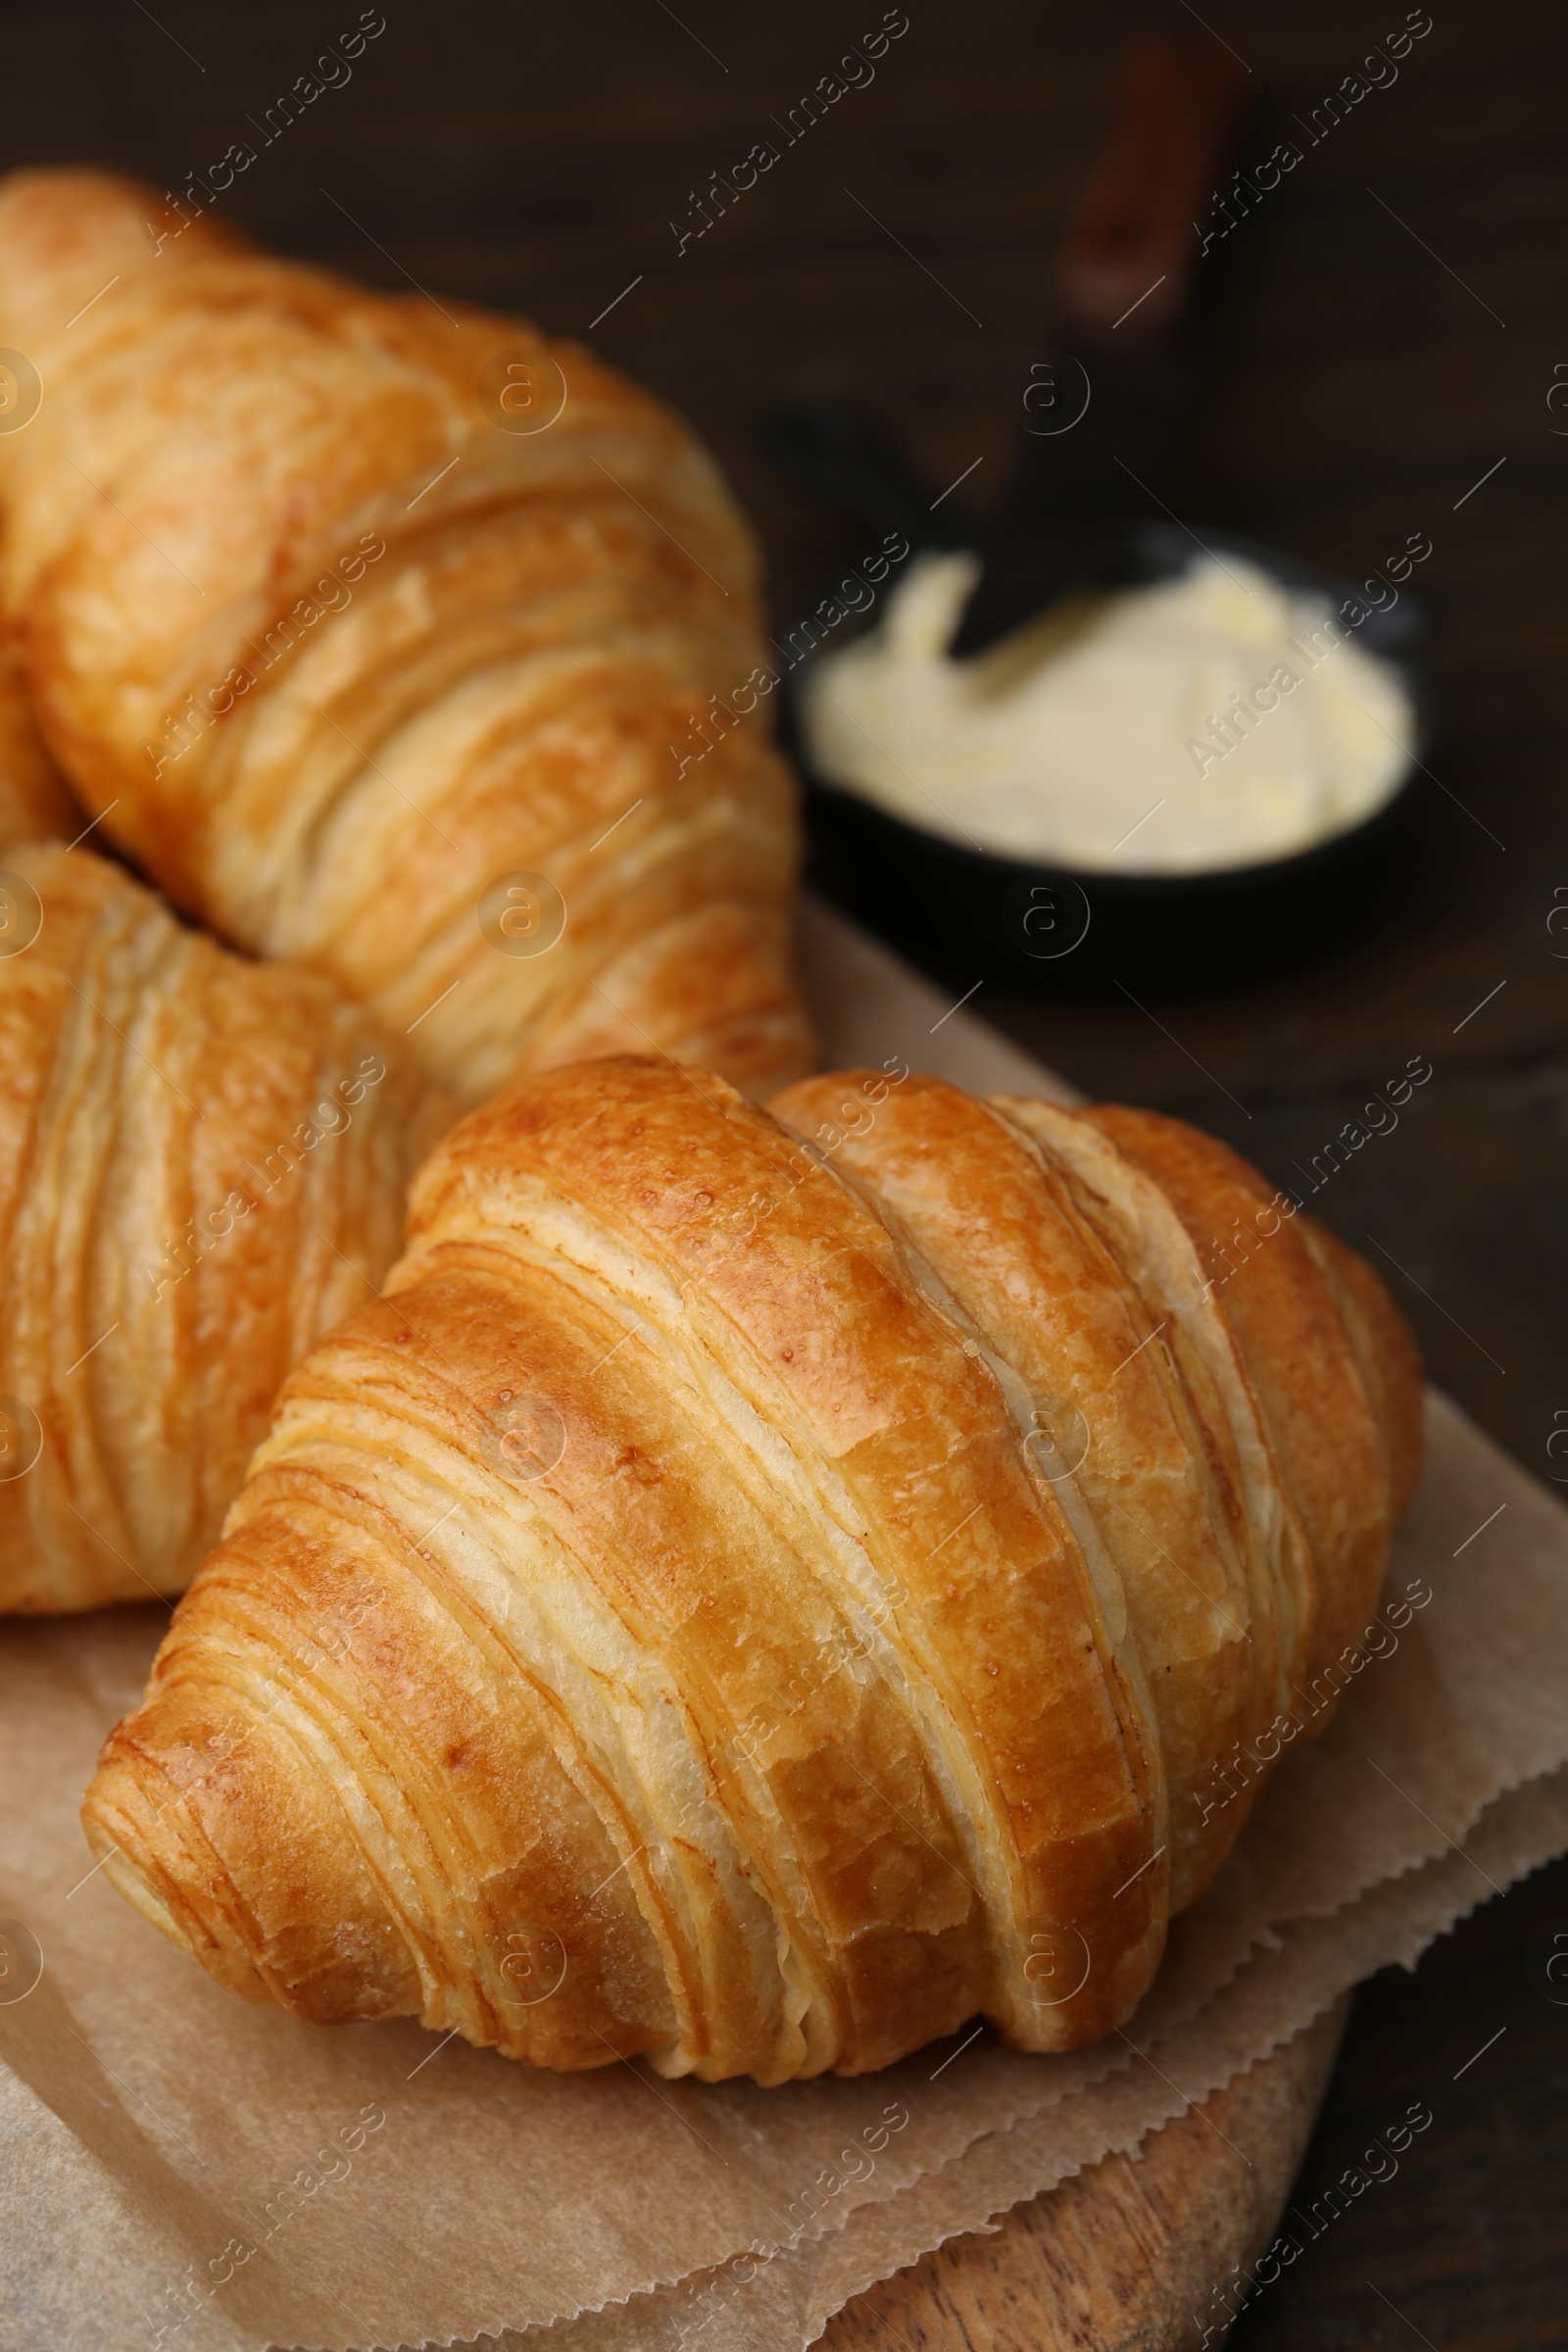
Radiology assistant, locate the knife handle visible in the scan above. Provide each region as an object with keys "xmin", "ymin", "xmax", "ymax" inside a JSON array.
[{"xmin": 1056, "ymin": 34, "xmax": 1249, "ymax": 343}]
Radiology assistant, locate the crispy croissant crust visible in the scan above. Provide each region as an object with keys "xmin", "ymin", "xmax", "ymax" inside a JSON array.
[
  {"xmin": 0, "ymin": 843, "xmax": 450, "ymax": 1611},
  {"xmin": 0, "ymin": 169, "xmax": 809, "ymax": 1101},
  {"xmin": 0, "ymin": 634, "xmax": 76, "ymax": 848},
  {"xmin": 82, "ymin": 1061, "xmax": 1421, "ymax": 2080}
]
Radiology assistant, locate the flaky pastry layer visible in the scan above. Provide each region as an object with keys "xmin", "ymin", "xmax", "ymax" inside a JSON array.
[
  {"xmin": 0, "ymin": 842, "xmax": 448, "ymax": 1609},
  {"xmin": 0, "ymin": 170, "xmax": 810, "ymax": 1102},
  {"xmin": 83, "ymin": 1059, "xmax": 1421, "ymax": 2079}
]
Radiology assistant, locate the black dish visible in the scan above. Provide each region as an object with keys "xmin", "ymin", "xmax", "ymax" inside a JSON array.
[{"xmin": 780, "ymin": 518, "xmax": 1434, "ymax": 995}]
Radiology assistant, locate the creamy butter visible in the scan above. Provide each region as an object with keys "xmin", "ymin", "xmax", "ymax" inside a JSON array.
[{"xmin": 800, "ymin": 549, "xmax": 1416, "ymax": 873}]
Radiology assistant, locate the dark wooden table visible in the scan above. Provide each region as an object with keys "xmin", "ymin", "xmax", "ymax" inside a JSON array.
[{"xmin": 4, "ymin": 3, "xmax": 1566, "ymax": 2342}]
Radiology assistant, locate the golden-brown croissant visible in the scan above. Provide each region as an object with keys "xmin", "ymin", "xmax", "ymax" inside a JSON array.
[
  {"xmin": 82, "ymin": 1060, "xmax": 1421, "ymax": 2080},
  {"xmin": 0, "ymin": 169, "xmax": 809, "ymax": 1102},
  {"xmin": 0, "ymin": 841, "xmax": 449, "ymax": 1612},
  {"xmin": 0, "ymin": 632, "xmax": 76, "ymax": 848}
]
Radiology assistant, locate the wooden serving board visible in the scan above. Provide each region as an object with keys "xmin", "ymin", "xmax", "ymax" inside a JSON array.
[{"xmin": 816, "ymin": 1999, "xmax": 1348, "ymax": 2352}]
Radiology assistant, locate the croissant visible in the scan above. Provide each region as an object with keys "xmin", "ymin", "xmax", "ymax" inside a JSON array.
[
  {"xmin": 82, "ymin": 1058, "xmax": 1421, "ymax": 2080},
  {"xmin": 0, "ymin": 840, "xmax": 449, "ymax": 1612},
  {"xmin": 0, "ymin": 169, "xmax": 809, "ymax": 1102},
  {"xmin": 0, "ymin": 633, "xmax": 76, "ymax": 848}
]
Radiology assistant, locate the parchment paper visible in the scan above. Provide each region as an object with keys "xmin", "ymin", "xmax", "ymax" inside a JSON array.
[
  {"xmin": 0, "ymin": 899, "xmax": 1563, "ymax": 2352},
  {"xmin": 516, "ymin": 1764, "xmax": 1568, "ymax": 2352}
]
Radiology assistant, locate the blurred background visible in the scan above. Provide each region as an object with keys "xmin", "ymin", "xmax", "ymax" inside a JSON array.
[{"xmin": 4, "ymin": 4, "xmax": 1564, "ymax": 2343}]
